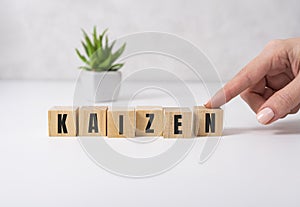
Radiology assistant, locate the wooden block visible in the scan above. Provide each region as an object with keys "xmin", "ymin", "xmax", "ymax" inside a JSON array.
[
  {"xmin": 107, "ymin": 107, "xmax": 135, "ymax": 138},
  {"xmin": 135, "ymin": 106, "xmax": 163, "ymax": 136},
  {"xmin": 194, "ymin": 106, "xmax": 223, "ymax": 136},
  {"xmin": 163, "ymin": 107, "xmax": 192, "ymax": 138},
  {"xmin": 79, "ymin": 106, "xmax": 107, "ymax": 136},
  {"xmin": 48, "ymin": 106, "xmax": 78, "ymax": 137}
]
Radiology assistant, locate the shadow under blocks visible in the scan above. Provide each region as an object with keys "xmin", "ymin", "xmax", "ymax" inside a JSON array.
[
  {"xmin": 223, "ymin": 119, "xmax": 300, "ymax": 136},
  {"xmin": 48, "ymin": 106, "xmax": 224, "ymax": 138}
]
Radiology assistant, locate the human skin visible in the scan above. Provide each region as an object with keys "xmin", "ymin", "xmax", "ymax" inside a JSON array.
[{"xmin": 205, "ymin": 38, "xmax": 300, "ymax": 125}]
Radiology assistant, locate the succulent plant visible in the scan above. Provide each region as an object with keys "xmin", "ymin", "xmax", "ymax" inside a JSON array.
[{"xmin": 76, "ymin": 27, "xmax": 126, "ymax": 71}]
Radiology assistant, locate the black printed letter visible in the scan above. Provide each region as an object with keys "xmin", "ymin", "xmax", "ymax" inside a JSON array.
[
  {"xmin": 119, "ymin": 115, "xmax": 124, "ymax": 135},
  {"xmin": 174, "ymin": 115, "xmax": 182, "ymax": 134},
  {"xmin": 88, "ymin": 113, "xmax": 99, "ymax": 133},
  {"xmin": 58, "ymin": 114, "xmax": 68, "ymax": 133},
  {"xmin": 205, "ymin": 113, "xmax": 215, "ymax": 133},
  {"xmin": 145, "ymin": 113, "xmax": 154, "ymax": 133}
]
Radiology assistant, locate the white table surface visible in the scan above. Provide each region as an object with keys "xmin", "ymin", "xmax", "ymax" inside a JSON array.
[{"xmin": 1, "ymin": 80, "xmax": 300, "ymax": 207}]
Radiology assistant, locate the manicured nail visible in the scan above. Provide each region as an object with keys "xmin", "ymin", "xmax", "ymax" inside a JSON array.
[{"xmin": 256, "ymin": 107, "xmax": 274, "ymax": 125}]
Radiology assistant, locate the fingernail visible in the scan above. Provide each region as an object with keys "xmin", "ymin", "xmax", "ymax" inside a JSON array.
[{"xmin": 256, "ymin": 107, "xmax": 274, "ymax": 125}]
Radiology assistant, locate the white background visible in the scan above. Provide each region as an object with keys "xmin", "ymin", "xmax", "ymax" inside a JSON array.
[
  {"xmin": 0, "ymin": 0, "xmax": 300, "ymax": 80},
  {"xmin": 1, "ymin": 81, "xmax": 300, "ymax": 207}
]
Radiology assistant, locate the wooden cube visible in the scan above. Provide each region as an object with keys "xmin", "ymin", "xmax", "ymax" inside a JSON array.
[
  {"xmin": 163, "ymin": 107, "xmax": 192, "ymax": 138},
  {"xmin": 194, "ymin": 106, "xmax": 223, "ymax": 136},
  {"xmin": 135, "ymin": 106, "xmax": 163, "ymax": 136},
  {"xmin": 48, "ymin": 106, "xmax": 79, "ymax": 137},
  {"xmin": 107, "ymin": 107, "xmax": 135, "ymax": 138},
  {"xmin": 79, "ymin": 106, "xmax": 107, "ymax": 136}
]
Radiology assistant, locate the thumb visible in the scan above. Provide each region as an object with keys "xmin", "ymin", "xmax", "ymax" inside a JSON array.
[{"xmin": 256, "ymin": 75, "xmax": 300, "ymax": 125}]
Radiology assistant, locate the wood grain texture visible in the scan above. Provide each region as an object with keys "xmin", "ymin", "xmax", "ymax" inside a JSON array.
[
  {"xmin": 48, "ymin": 106, "xmax": 78, "ymax": 137},
  {"xmin": 163, "ymin": 107, "xmax": 192, "ymax": 138},
  {"xmin": 79, "ymin": 106, "xmax": 107, "ymax": 136},
  {"xmin": 107, "ymin": 107, "xmax": 135, "ymax": 138},
  {"xmin": 135, "ymin": 106, "xmax": 163, "ymax": 136},
  {"xmin": 194, "ymin": 106, "xmax": 223, "ymax": 136}
]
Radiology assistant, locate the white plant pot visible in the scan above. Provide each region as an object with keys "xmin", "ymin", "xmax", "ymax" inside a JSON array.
[{"xmin": 78, "ymin": 70, "xmax": 122, "ymax": 102}]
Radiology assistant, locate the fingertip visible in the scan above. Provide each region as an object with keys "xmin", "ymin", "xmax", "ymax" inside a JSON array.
[
  {"xmin": 204, "ymin": 101, "xmax": 212, "ymax": 108},
  {"xmin": 205, "ymin": 92, "xmax": 225, "ymax": 108}
]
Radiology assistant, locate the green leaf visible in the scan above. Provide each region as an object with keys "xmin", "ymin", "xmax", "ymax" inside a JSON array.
[
  {"xmin": 82, "ymin": 29, "xmax": 94, "ymax": 56},
  {"xmin": 111, "ymin": 43, "xmax": 126, "ymax": 64},
  {"xmin": 95, "ymin": 48, "xmax": 103, "ymax": 59},
  {"xmin": 101, "ymin": 28, "xmax": 108, "ymax": 38},
  {"xmin": 98, "ymin": 53, "xmax": 112, "ymax": 69},
  {"xmin": 75, "ymin": 48, "xmax": 88, "ymax": 64},
  {"xmin": 77, "ymin": 27, "xmax": 125, "ymax": 71},
  {"xmin": 98, "ymin": 43, "xmax": 111, "ymax": 66},
  {"xmin": 105, "ymin": 35, "xmax": 109, "ymax": 49},
  {"xmin": 90, "ymin": 48, "xmax": 104, "ymax": 68},
  {"xmin": 92, "ymin": 67, "xmax": 108, "ymax": 72},
  {"xmin": 96, "ymin": 36, "xmax": 101, "ymax": 48},
  {"xmin": 89, "ymin": 55, "xmax": 97, "ymax": 68},
  {"xmin": 81, "ymin": 41, "xmax": 89, "ymax": 57},
  {"xmin": 109, "ymin": 63, "xmax": 124, "ymax": 71},
  {"xmin": 79, "ymin": 66, "xmax": 92, "ymax": 71},
  {"xmin": 93, "ymin": 26, "xmax": 98, "ymax": 50},
  {"xmin": 93, "ymin": 26, "xmax": 97, "ymax": 46},
  {"xmin": 101, "ymin": 45, "xmax": 112, "ymax": 63},
  {"xmin": 109, "ymin": 40, "xmax": 116, "ymax": 51},
  {"xmin": 99, "ymin": 28, "xmax": 108, "ymax": 49}
]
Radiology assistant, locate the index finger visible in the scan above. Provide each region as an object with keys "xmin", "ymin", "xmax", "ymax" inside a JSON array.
[{"xmin": 205, "ymin": 53, "xmax": 271, "ymax": 108}]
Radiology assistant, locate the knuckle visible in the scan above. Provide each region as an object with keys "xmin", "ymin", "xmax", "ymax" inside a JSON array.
[
  {"xmin": 244, "ymin": 72, "xmax": 254, "ymax": 86},
  {"xmin": 239, "ymin": 69, "xmax": 253, "ymax": 85},
  {"xmin": 240, "ymin": 91, "xmax": 249, "ymax": 101},
  {"xmin": 263, "ymin": 39, "xmax": 286, "ymax": 65},
  {"xmin": 265, "ymin": 39, "xmax": 284, "ymax": 49},
  {"xmin": 274, "ymin": 92, "xmax": 295, "ymax": 112}
]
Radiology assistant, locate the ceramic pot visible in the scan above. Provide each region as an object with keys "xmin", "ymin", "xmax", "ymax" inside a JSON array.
[{"xmin": 78, "ymin": 70, "xmax": 121, "ymax": 102}]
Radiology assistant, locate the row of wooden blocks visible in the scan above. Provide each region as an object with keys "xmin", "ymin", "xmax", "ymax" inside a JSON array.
[{"xmin": 48, "ymin": 106, "xmax": 223, "ymax": 138}]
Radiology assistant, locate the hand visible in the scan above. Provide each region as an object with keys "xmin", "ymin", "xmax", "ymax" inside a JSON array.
[{"xmin": 205, "ymin": 38, "xmax": 300, "ymax": 125}]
